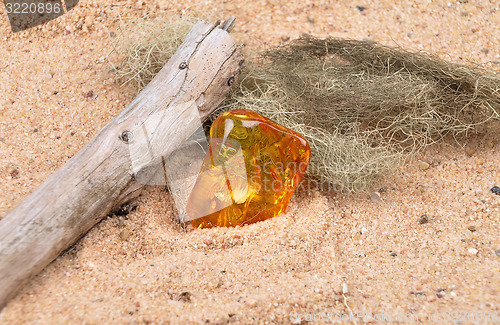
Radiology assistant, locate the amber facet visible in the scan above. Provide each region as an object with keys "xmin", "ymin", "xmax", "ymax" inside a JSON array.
[{"xmin": 186, "ymin": 109, "xmax": 311, "ymax": 228}]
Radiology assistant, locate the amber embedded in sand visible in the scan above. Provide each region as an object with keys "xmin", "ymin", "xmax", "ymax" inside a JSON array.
[{"xmin": 186, "ymin": 109, "xmax": 311, "ymax": 228}]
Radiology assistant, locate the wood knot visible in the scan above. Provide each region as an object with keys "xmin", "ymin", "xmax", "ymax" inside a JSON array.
[{"xmin": 119, "ymin": 131, "xmax": 132, "ymax": 144}]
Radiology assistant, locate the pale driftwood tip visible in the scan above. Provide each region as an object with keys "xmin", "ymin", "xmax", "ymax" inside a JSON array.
[{"xmin": 220, "ymin": 17, "xmax": 236, "ymax": 32}]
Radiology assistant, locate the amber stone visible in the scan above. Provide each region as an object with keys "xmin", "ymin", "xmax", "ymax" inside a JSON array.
[{"xmin": 186, "ymin": 109, "xmax": 311, "ymax": 228}]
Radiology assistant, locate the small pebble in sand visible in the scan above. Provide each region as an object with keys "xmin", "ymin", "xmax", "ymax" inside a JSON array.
[
  {"xmin": 467, "ymin": 225, "xmax": 477, "ymax": 232},
  {"xmin": 419, "ymin": 214, "xmax": 429, "ymax": 224},
  {"xmin": 370, "ymin": 191, "xmax": 381, "ymax": 202},
  {"xmin": 465, "ymin": 145, "xmax": 477, "ymax": 156},
  {"xmin": 467, "ymin": 248, "xmax": 478, "ymax": 256},
  {"xmin": 119, "ymin": 229, "xmax": 131, "ymax": 241},
  {"xmin": 495, "ymin": 250, "xmax": 500, "ymax": 258},
  {"xmin": 84, "ymin": 90, "xmax": 94, "ymax": 99},
  {"xmin": 10, "ymin": 168, "xmax": 20, "ymax": 179},
  {"xmin": 176, "ymin": 291, "xmax": 192, "ymax": 302},
  {"xmin": 436, "ymin": 288, "xmax": 446, "ymax": 298},
  {"xmin": 418, "ymin": 161, "xmax": 430, "ymax": 170},
  {"xmin": 356, "ymin": 5, "xmax": 365, "ymax": 12},
  {"xmin": 491, "ymin": 186, "xmax": 500, "ymax": 195}
]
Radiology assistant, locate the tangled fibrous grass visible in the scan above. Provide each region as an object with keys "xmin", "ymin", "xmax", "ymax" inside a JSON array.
[
  {"xmin": 218, "ymin": 83, "xmax": 402, "ymax": 193},
  {"xmin": 216, "ymin": 37, "xmax": 500, "ymax": 192},
  {"xmin": 109, "ymin": 14, "xmax": 200, "ymax": 90},
  {"xmin": 110, "ymin": 17, "xmax": 500, "ymax": 193}
]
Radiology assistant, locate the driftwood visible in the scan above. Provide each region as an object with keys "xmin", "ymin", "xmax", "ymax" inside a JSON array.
[{"xmin": 0, "ymin": 19, "xmax": 243, "ymax": 310}]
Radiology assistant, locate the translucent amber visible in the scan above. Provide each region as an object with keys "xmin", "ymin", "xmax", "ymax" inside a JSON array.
[{"xmin": 186, "ymin": 109, "xmax": 311, "ymax": 228}]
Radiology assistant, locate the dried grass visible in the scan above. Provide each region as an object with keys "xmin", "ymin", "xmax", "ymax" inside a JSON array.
[
  {"xmin": 110, "ymin": 18, "xmax": 500, "ymax": 193},
  {"xmin": 214, "ymin": 37, "xmax": 499, "ymax": 192},
  {"xmin": 216, "ymin": 74, "xmax": 401, "ymax": 193},
  {"xmin": 108, "ymin": 14, "xmax": 201, "ymax": 90},
  {"xmin": 256, "ymin": 37, "xmax": 500, "ymax": 151}
]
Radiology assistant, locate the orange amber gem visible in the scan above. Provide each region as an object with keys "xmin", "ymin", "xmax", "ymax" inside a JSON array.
[{"xmin": 186, "ymin": 109, "xmax": 311, "ymax": 228}]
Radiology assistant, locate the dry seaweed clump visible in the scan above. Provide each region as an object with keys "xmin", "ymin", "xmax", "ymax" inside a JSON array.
[
  {"xmin": 109, "ymin": 14, "xmax": 200, "ymax": 90},
  {"xmin": 109, "ymin": 19, "xmax": 500, "ymax": 192},
  {"xmin": 217, "ymin": 37, "xmax": 500, "ymax": 192},
  {"xmin": 218, "ymin": 81, "xmax": 401, "ymax": 193}
]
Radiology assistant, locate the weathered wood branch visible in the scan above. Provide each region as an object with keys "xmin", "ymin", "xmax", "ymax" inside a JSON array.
[{"xmin": 0, "ymin": 19, "xmax": 243, "ymax": 310}]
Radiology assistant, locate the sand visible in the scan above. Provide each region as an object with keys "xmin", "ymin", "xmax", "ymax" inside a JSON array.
[{"xmin": 0, "ymin": 0, "xmax": 499, "ymax": 324}]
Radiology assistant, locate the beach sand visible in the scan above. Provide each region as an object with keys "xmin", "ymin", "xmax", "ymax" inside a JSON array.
[{"xmin": 0, "ymin": 0, "xmax": 499, "ymax": 323}]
